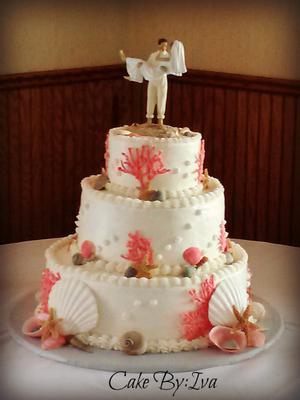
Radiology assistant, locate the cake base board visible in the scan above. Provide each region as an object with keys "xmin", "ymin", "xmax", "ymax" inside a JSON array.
[{"xmin": 8, "ymin": 290, "xmax": 284, "ymax": 373}]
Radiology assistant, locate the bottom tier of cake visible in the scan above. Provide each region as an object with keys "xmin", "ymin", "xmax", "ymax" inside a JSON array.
[{"xmin": 43, "ymin": 236, "xmax": 250, "ymax": 353}]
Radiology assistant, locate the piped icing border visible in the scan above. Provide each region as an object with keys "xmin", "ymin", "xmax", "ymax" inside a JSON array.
[
  {"xmin": 77, "ymin": 332, "xmax": 209, "ymax": 353},
  {"xmin": 45, "ymin": 236, "xmax": 249, "ymax": 289},
  {"xmin": 82, "ymin": 175, "xmax": 224, "ymax": 209},
  {"xmin": 105, "ymin": 181, "xmax": 204, "ymax": 200}
]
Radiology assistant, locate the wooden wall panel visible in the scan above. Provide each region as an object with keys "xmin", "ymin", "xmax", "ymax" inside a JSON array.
[{"xmin": 0, "ymin": 66, "xmax": 299, "ymax": 246}]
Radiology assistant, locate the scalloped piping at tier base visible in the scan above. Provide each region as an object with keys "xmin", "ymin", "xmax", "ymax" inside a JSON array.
[
  {"xmin": 45, "ymin": 235, "xmax": 249, "ymax": 288},
  {"xmin": 77, "ymin": 333, "xmax": 209, "ymax": 353}
]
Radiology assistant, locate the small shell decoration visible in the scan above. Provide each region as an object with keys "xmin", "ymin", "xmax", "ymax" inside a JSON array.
[
  {"xmin": 94, "ymin": 174, "xmax": 108, "ymax": 190},
  {"xmin": 48, "ymin": 279, "xmax": 98, "ymax": 335},
  {"xmin": 208, "ymin": 274, "xmax": 248, "ymax": 327},
  {"xmin": 183, "ymin": 247, "xmax": 203, "ymax": 265},
  {"xmin": 249, "ymin": 301, "xmax": 266, "ymax": 321},
  {"xmin": 81, "ymin": 240, "xmax": 96, "ymax": 259},
  {"xmin": 119, "ymin": 331, "xmax": 147, "ymax": 355}
]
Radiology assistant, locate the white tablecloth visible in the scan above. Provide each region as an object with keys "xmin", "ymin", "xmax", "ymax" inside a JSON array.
[{"xmin": 0, "ymin": 238, "xmax": 299, "ymax": 400}]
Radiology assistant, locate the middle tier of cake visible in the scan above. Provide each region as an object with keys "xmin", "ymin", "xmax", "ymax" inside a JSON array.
[{"xmin": 75, "ymin": 174, "xmax": 225, "ymax": 266}]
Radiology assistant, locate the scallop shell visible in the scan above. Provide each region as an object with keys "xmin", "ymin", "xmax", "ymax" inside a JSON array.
[
  {"xmin": 208, "ymin": 274, "xmax": 248, "ymax": 327},
  {"xmin": 48, "ymin": 279, "xmax": 98, "ymax": 335}
]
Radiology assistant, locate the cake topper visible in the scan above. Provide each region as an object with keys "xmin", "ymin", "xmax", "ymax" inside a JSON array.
[{"xmin": 120, "ymin": 38, "xmax": 187, "ymax": 126}]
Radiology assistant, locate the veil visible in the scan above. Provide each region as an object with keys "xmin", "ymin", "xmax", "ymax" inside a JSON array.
[{"xmin": 170, "ymin": 40, "xmax": 187, "ymax": 76}]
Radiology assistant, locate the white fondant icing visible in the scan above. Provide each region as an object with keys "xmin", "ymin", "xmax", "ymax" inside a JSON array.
[
  {"xmin": 106, "ymin": 127, "xmax": 202, "ymax": 192},
  {"xmin": 76, "ymin": 175, "xmax": 225, "ymax": 266}
]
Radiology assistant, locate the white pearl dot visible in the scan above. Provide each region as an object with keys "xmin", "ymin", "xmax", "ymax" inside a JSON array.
[
  {"xmin": 173, "ymin": 236, "xmax": 183, "ymax": 244},
  {"xmin": 161, "ymin": 264, "xmax": 171, "ymax": 275},
  {"xmin": 121, "ymin": 312, "xmax": 129, "ymax": 320},
  {"xmin": 156, "ymin": 254, "xmax": 163, "ymax": 261},
  {"xmin": 172, "ymin": 265, "xmax": 182, "ymax": 276},
  {"xmin": 133, "ymin": 300, "xmax": 142, "ymax": 307},
  {"xmin": 164, "ymin": 244, "xmax": 172, "ymax": 251},
  {"xmin": 149, "ymin": 299, "xmax": 158, "ymax": 307}
]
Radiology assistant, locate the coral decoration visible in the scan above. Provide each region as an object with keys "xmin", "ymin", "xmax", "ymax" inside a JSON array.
[
  {"xmin": 40, "ymin": 269, "xmax": 61, "ymax": 313},
  {"xmin": 181, "ymin": 276, "xmax": 216, "ymax": 340},
  {"xmin": 183, "ymin": 247, "xmax": 203, "ymax": 265},
  {"xmin": 118, "ymin": 145, "xmax": 170, "ymax": 191},
  {"xmin": 196, "ymin": 139, "xmax": 205, "ymax": 183},
  {"xmin": 122, "ymin": 231, "xmax": 154, "ymax": 266},
  {"xmin": 218, "ymin": 221, "xmax": 228, "ymax": 252},
  {"xmin": 103, "ymin": 132, "xmax": 110, "ymax": 175}
]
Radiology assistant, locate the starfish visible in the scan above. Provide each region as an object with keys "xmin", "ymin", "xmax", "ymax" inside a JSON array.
[
  {"xmin": 202, "ymin": 168, "xmax": 209, "ymax": 190},
  {"xmin": 41, "ymin": 308, "xmax": 63, "ymax": 341},
  {"xmin": 232, "ymin": 305, "xmax": 258, "ymax": 345},
  {"xmin": 226, "ymin": 238, "xmax": 233, "ymax": 253},
  {"xmin": 134, "ymin": 263, "xmax": 157, "ymax": 279}
]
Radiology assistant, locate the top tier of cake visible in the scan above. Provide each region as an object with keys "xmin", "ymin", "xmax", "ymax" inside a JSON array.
[{"xmin": 106, "ymin": 124, "xmax": 203, "ymax": 197}]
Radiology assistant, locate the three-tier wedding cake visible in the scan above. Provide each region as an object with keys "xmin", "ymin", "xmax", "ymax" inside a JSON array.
[{"xmin": 23, "ymin": 123, "xmax": 266, "ymax": 354}]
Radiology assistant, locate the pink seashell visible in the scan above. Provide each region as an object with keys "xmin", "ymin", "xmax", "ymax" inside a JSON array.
[
  {"xmin": 247, "ymin": 329, "xmax": 266, "ymax": 347},
  {"xmin": 81, "ymin": 240, "xmax": 95, "ymax": 259},
  {"xmin": 22, "ymin": 316, "xmax": 44, "ymax": 337},
  {"xmin": 183, "ymin": 247, "xmax": 203, "ymax": 265},
  {"xmin": 34, "ymin": 305, "xmax": 49, "ymax": 321},
  {"xmin": 41, "ymin": 335, "xmax": 66, "ymax": 350},
  {"xmin": 209, "ymin": 326, "xmax": 247, "ymax": 353}
]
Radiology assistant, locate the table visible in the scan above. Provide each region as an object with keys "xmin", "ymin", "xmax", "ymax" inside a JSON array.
[{"xmin": 0, "ymin": 238, "xmax": 299, "ymax": 400}]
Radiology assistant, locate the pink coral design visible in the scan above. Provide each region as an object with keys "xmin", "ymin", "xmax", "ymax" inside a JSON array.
[
  {"xmin": 196, "ymin": 139, "xmax": 205, "ymax": 183},
  {"xmin": 181, "ymin": 275, "xmax": 216, "ymax": 340},
  {"xmin": 122, "ymin": 231, "xmax": 154, "ymax": 266},
  {"xmin": 118, "ymin": 145, "xmax": 170, "ymax": 191},
  {"xmin": 40, "ymin": 269, "xmax": 61, "ymax": 313},
  {"xmin": 218, "ymin": 221, "xmax": 228, "ymax": 252}
]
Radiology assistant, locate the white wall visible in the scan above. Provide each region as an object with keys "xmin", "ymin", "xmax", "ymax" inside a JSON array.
[{"xmin": 1, "ymin": 0, "xmax": 299, "ymax": 79}]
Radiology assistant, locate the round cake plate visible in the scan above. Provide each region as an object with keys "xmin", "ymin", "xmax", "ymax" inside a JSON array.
[{"xmin": 8, "ymin": 290, "xmax": 284, "ymax": 373}]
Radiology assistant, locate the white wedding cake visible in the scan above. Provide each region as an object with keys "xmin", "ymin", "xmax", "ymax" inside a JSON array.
[{"xmin": 23, "ymin": 123, "xmax": 266, "ymax": 355}]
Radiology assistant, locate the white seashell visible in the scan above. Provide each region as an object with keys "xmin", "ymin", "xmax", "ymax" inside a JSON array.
[
  {"xmin": 250, "ymin": 301, "xmax": 266, "ymax": 321},
  {"xmin": 48, "ymin": 279, "xmax": 98, "ymax": 335},
  {"xmin": 208, "ymin": 274, "xmax": 248, "ymax": 327}
]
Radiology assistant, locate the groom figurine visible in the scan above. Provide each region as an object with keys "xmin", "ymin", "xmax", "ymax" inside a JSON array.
[
  {"xmin": 120, "ymin": 38, "xmax": 186, "ymax": 126},
  {"xmin": 120, "ymin": 38, "xmax": 171, "ymax": 126}
]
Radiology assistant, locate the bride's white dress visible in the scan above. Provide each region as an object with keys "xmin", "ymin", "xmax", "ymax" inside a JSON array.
[{"xmin": 125, "ymin": 40, "xmax": 187, "ymax": 83}]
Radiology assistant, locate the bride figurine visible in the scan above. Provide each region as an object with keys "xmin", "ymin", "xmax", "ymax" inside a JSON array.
[{"xmin": 120, "ymin": 38, "xmax": 187, "ymax": 125}]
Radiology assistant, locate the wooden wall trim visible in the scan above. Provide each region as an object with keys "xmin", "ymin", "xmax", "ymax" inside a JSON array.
[
  {"xmin": 1, "ymin": 65, "xmax": 299, "ymax": 246},
  {"xmin": 1, "ymin": 65, "xmax": 299, "ymax": 94}
]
